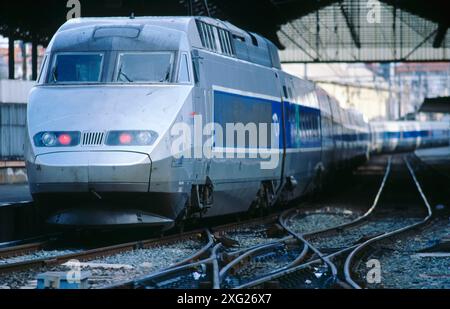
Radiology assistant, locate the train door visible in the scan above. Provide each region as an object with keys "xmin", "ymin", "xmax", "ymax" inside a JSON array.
[
  {"xmin": 191, "ymin": 50, "xmax": 209, "ymax": 179},
  {"xmin": 319, "ymin": 93, "xmax": 334, "ymax": 174},
  {"xmin": 276, "ymin": 74, "xmax": 288, "ymax": 195},
  {"xmin": 190, "ymin": 50, "xmax": 213, "ymax": 211}
]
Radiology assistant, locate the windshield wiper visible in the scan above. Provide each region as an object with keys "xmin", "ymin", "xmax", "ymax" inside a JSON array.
[
  {"xmin": 51, "ymin": 69, "xmax": 58, "ymax": 82},
  {"xmin": 160, "ymin": 66, "xmax": 171, "ymax": 83},
  {"xmin": 118, "ymin": 66, "xmax": 133, "ymax": 83}
]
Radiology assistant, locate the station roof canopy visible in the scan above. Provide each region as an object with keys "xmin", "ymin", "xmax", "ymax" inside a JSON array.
[
  {"xmin": 419, "ymin": 97, "xmax": 450, "ymax": 113},
  {"xmin": 0, "ymin": 0, "xmax": 449, "ymax": 63}
]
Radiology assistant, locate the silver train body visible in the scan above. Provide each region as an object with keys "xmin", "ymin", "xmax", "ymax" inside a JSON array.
[
  {"xmin": 25, "ymin": 17, "xmax": 450, "ymax": 228},
  {"xmin": 370, "ymin": 121, "xmax": 450, "ymax": 154}
]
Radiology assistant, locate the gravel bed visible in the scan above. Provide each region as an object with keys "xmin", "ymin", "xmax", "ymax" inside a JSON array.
[
  {"xmin": 224, "ymin": 226, "xmax": 283, "ymax": 251},
  {"xmin": 0, "ymin": 239, "xmax": 204, "ymax": 289},
  {"xmin": 287, "ymin": 209, "xmax": 359, "ymax": 235},
  {"xmin": 252, "ymin": 263, "xmax": 333, "ymax": 289},
  {"xmin": 355, "ymin": 218, "xmax": 450, "ymax": 289},
  {"xmin": 0, "ymin": 249, "xmax": 82, "ymax": 265},
  {"xmin": 223, "ymin": 242, "xmax": 304, "ymax": 288},
  {"xmin": 308, "ymin": 215, "xmax": 422, "ymax": 250}
]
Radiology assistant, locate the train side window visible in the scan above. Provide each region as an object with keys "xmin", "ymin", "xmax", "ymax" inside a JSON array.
[
  {"xmin": 197, "ymin": 20, "xmax": 235, "ymax": 57},
  {"xmin": 224, "ymin": 31, "xmax": 235, "ymax": 55},
  {"xmin": 205, "ymin": 24, "xmax": 214, "ymax": 50},
  {"xmin": 218, "ymin": 29, "xmax": 226, "ymax": 54},
  {"xmin": 283, "ymin": 86, "xmax": 288, "ymax": 99},
  {"xmin": 314, "ymin": 121, "xmax": 318, "ymax": 139},
  {"xmin": 191, "ymin": 53, "xmax": 200, "ymax": 84},
  {"xmin": 209, "ymin": 25, "xmax": 218, "ymax": 50},
  {"xmin": 288, "ymin": 87, "xmax": 293, "ymax": 100},
  {"xmin": 249, "ymin": 33, "xmax": 259, "ymax": 46},
  {"xmin": 199, "ymin": 22, "xmax": 208, "ymax": 48},
  {"xmin": 232, "ymin": 34, "xmax": 246, "ymax": 42},
  {"xmin": 198, "ymin": 21, "xmax": 215, "ymax": 51},
  {"xmin": 300, "ymin": 120, "xmax": 305, "ymax": 139},
  {"xmin": 218, "ymin": 28, "xmax": 235, "ymax": 56},
  {"xmin": 299, "ymin": 117, "xmax": 303, "ymax": 138},
  {"xmin": 178, "ymin": 53, "xmax": 190, "ymax": 83},
  {"xmin": 305, "ymin": 115, "xmax": 310, "ymax": 139}
]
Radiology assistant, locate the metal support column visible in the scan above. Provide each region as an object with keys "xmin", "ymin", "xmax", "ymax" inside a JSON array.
[
  {"xmin": 8, "ymin": 34, "xmax": 15, "ymax": 80},
  {"xmin": 32, "ymin": 40, "xmax": 38, "ymax": 81}
]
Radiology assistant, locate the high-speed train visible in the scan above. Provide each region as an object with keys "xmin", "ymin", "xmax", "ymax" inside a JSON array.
[
  {"xmin": 25, "ymin": 16, "xmax": 450, "ymax": 228},
  {"xmin": 370, "ymin": 121, "xmax": 449, "ymax": 154}
]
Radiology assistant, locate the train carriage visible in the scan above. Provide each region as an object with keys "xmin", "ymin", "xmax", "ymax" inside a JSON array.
[{"xmin": 25, "ymin": 16, "xmax": 448, "ymax": 228}]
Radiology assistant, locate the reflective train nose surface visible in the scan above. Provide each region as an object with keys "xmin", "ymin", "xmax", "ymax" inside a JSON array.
[{"xmin": 28, "ymin": 151, "xmax": 151, "ymax": 193}]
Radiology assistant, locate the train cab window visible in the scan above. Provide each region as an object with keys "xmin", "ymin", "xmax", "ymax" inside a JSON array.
[
  {"xmin": 49, "ymin": 53, "xmax": 103, "ymax": 83},
  {"xmin": 178, "ymin": 53, "xmax": 191, "ymax": 83},
  {"xmin": 37, "ymin": 55, "xmax": 49, "ymax": 84},
  {"xmin": 115, "ymin": 52, "xmax": 174, "ymax": 83}
]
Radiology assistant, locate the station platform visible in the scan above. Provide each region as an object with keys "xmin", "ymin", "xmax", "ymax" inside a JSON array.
[
  {"xmin": 0, "ymin": 184, "xmax": 39, "ymax": 243},
  {"xmin": 0, "ymin": 184, "xmax": 32, "ymax": 206},
  {"xmin": 415, "ymin": 146, "xmax": 450, "ymax": 179}
]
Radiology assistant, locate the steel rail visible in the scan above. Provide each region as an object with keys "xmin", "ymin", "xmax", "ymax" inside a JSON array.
[
  {"xmin": 0, "ymin": 210, "xmax": 292, "ymax": 290},
  {"xmin": 301, "ymin": 156, "xmax": 393, "ymax": 239},
  {"xmin": 279, "ymin": 209, "xmax": 339, "ymax": 284},
  {"xmin": 0, "ymin": 210, "xmax": 284, "ymax": 275},
  {"xmin": 104, "ymin": 243, "xmax": 222, "ymax": 289},
  {"xmin": 0, "ymin": 233, "xmax": 63, "ymax": 250},
  {"xmin": 236, "ymin": 156, "xmax": 394, "ymax": 289},
  {"xmin": 276, "ymin": 156, "xmax": 393, "ymax": 282},
  {"xmin": 108, "ymin": 215, "xmax": 292, "ymax": 289},
  {"xmin": 343, "ymin": 155, "xmax": 434, "ymax": 289},
  {"xmin": 0, "ymin": 241, "xmax": 49, "ymax": 259},
  {"xmin": 0, "ymin": 229, "xmax": 211, "ymax": 274}
]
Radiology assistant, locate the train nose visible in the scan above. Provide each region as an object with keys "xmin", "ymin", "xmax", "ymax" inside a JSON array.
[{"xmin": 28, "ymin": 151, "xmax": 151, "ymax": 193}]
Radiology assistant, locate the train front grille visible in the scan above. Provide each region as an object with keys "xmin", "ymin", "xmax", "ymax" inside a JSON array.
[{"xmin": 82, "ymin": 132, "xmax": 105, "ymax": 146}]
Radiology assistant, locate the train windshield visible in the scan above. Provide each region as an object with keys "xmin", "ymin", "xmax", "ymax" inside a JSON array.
[
  {"xmin": 115, "ymin": 52, "xmax": 174, "ymax": 83},
  {"xmin": 49, "ymin": 53, "xmax": 104, "ymax": 83}
]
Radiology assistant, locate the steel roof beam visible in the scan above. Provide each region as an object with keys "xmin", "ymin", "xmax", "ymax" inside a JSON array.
[
  {"xmin": 433, "ymin": 23, "xmax": 449, "ymax": 48},
  {"xmin": 339, "ymin": 1, "xmax": 361, "ymax": 49}
]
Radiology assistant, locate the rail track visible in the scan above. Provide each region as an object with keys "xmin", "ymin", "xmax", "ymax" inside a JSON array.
[
  {"xmin": 0, "ymin": 154, "xmax": 444, "ymax": 289},
  {"xmin": 0, "ymin": 156, "xmax": 393, "ymax": 289},
  {"xmin": 0, "ymin": 213, "xmax": 290, "ymax": 289},
  {"xmin": 345, "ymin": 155, "xmax": 449, "ymax": 289},
  {"xmin": 0, "ymin": 229, "xmax": 213, "ymax": 289},
  {"xmin": 225, "ymin": 155, "xmax": 436, "ymax": 289},
  {"xmin": 214, "ymin": 156, "xmax": 392, "ymax": 289}
]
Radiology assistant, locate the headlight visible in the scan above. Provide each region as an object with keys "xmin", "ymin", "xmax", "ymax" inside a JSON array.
[
  {"xmin": 41, "ymin": 132, "xmax": 57, "ymax": 147},
  {"xmin": 106, "ymin": 130, "xmax": 158, "ymax": 146},
  {"xmin": 33, "ymin": 132, "xmax": 80, "ymax": 147}
]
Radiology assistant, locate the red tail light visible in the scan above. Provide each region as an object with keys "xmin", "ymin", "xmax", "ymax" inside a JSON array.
[
  {"xmin": 34, "ymin": 132, "xmax": 80, "ymax": 147},
  {"xmin": 58, "ymin": 134, "xmax": 72, "ymax": 146},
  {"xmin": 119, "ymin": 133, "xmax": 133, "ymax": 144},
  {"xmin": 106, "ymin": 131, "xmax": 158, "ymax": 146}
]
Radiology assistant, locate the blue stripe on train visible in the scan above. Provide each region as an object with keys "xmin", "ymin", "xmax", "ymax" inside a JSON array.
[
  {"xmin": 214, "ymin": 90, "xmax": 322, "ymax": 150},
  {"xmin": 380, "ymin": 130, "xmax": 432, "ymax": 139},
  {"xmin": 214, "ymin": 90, "xmax": 284, "ymax": 148}
]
